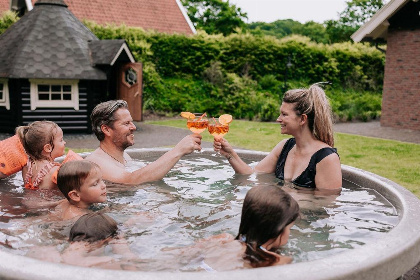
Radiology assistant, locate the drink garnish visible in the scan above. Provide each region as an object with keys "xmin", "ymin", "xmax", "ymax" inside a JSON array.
[
  {"xmin": 181, "ymin": 112, "xmax": 195, "ymax": 119},
  {"xmin": 198, "ymin": 112, "xmax": 207, "ymax": 121},
  {"xmin": 219, "ymin": 114, "xmax": 233, "ymax": 125}
]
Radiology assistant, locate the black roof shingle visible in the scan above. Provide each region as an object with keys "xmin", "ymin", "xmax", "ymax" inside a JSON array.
[
  {"xmin": 89, "ymin": 40, "xmax": 130, "ymax": 66},
  {"xmin": 0, "ymin": 0, "xmax": 129, "ymax": 80}
]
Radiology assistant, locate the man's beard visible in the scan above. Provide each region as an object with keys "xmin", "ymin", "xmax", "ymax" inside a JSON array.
[{"xmin": 113, "ymin": 134, "xmax": 134, "ymax": 151}]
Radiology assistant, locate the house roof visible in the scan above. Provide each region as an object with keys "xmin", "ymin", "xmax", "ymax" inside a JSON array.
[
  {"xmin": 0, "ymin": 0, "xmax": 134, "ymax": 80},
  {"xmin": 65, "ymin": 0, "xmax": 196, "ymax": 35},
  {"xmin": 0, "ymin": 0, "xmax": 196, "ymax": 34},
  {"xmin": 351, "ymin": 0, "xmax": 410, "ymax": 42},
  {"xmin": 89, "ymin": 40, "xmax": 135, "ymax": 66}
]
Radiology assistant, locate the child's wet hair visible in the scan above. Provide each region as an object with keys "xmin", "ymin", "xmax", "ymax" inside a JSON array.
[
  {"xmin": 236, "ymin": 185, "xmax": 300, "ymax": 267},
  {"xmin": 69, "ymin": 212, "xmax": 118, "ymax": 243},
  {"xmin": 57, "ymin": 160, "xmax": 100, "ymax": 201},
  {"xmin": 16, "ymin": 121, "xmax": 59, "ymax": 160}
]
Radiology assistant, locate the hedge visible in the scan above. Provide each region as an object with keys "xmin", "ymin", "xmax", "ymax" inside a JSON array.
[{"xmin": 0, "ymin": 15, "xmax": 384, "ymax": 121}]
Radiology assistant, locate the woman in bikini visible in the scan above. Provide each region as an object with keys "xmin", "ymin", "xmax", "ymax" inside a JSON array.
[{"xmin": 214, "ymin": 84, "xmax": 342, "ymax": 193}]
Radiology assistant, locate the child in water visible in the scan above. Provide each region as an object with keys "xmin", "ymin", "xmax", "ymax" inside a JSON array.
[
  {"xmin": 235, "ymin": 185, "xmax": 299, "ymax": 267},
  {"xmin": 63, "ymin": 212, "xmax": 136, "ymax": 269},
  {"xmin": 173, "ymin": 185, "xmax": 300, "ymax": 271},
  {"xmin": 54, "ymin": 160, "xmax": 107, "ymax": 220},
  {"xmin": 26, "ymin": 212, "xmax": 136, "ymax": 269},
  {"xmin": 16, "ymin": 121, "xmax": 66, "ymax": 190}
]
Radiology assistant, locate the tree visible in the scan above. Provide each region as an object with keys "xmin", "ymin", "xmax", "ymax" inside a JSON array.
[
  {"xmin": 296, "ymin": 21, "xmax": 329, "ymax": 44},
  {"xmin": 181, "ymin": 0, "xmax": 248, "ymax": 36},
  {"xmin": 340, "ymin": 0, "xmax": 385, "ymax": 28},
  {"xmin": 325, "ymin": 0, "xmax": 385, "ymax": 43},
  {"xmin": 247, "ymin": 19, "xmax": 329, "ymax": 44}
]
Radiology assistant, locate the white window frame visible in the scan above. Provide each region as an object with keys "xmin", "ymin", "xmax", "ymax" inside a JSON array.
[
  {"xmin": 0, "ymin": 78, "xmax": 10, "ymax": 110},
  {"xmin": 29, "ymin": 79, "xmax": 79, "ymax": 110}
]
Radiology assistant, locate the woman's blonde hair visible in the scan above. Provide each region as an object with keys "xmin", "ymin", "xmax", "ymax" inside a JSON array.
[
  {"xmin": 15, "ymin": 121, "xmax": 59, "ymax": 160},
  {"xmin": 283, "ymin": 84, "xmax": 334, "ymax": 147}
]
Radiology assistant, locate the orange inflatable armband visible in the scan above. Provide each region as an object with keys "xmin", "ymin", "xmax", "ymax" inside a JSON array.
[
  {"xmin": 51, "ymin": 150, "xmax": 83, "ymax": 184},
  {"xmin": 0, "ymin": 135, "xmax": 28, "ymax": 177}
]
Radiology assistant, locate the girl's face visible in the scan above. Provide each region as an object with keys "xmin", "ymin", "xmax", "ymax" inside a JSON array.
[
  {"xmin": 279, "ymin": 222, "xmax": 294, "ymax": 246},
  {"xmin": 266, "ymin": 222, "xmax": 295, "ymax": 251},
  {"xmin": 78, "ymin": 168, "xmax": 107, "ymax": 206},
  {"xmin": 51, "ymin": 127, "xmax": 66, "ymax": 159},
  {"xmin": 276, "ymin": 102, "xmax": 301, "ymax": 135}
]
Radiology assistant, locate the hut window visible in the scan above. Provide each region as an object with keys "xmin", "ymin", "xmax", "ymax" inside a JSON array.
[
  {"xmin": 29, "ymin": 80, "xmax": 79, "ymax": 110},
  {"xmin": 0, "ymin": 79, "xmax": 10, "ymax": 110}
]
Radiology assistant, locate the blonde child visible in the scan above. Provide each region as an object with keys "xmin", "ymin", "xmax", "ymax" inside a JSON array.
[
  {"xmin": 16, "ymin": 121, "xmax": 66, "ymax": 190},
  {"xmin": 55, "ymin": 160, "xmax": 107, "ymax": 220}
]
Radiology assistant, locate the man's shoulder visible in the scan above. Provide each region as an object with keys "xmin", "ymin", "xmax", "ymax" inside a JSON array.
[
  {"xmin": 85, "ymin": 148, "xmax": 127, "ymax": 172},
  {"xmin": 84, "ymin": 148, "xmax": 102, "ymax": 162}
]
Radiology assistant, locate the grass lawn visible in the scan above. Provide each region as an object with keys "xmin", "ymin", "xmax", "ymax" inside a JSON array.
[{"xmin": 147, "ymin": 119, "xmax": 420, "ymax": 198}]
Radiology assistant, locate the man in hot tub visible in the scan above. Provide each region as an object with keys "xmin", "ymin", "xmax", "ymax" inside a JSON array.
[{"xmin": 85, "ymin": 100, "xmax": 201, "ymax": 185}]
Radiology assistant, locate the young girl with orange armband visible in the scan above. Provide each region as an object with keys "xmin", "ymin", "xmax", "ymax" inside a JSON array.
[
  {"xmin": 15, "ymin": 121, "xmax": 66, "ymax": 190},
  {"xmin": 13, "ymin": 120, "xmax": 84, "ymax": 191}
]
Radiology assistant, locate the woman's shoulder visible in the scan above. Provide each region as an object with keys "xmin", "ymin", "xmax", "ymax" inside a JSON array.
[{"xmin": 271, "ymin": 138, "xmax": 294, "ymax": 156}]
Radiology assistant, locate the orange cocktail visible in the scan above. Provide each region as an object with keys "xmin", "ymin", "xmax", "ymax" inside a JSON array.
[
  {"xmin": 208, "ymin": 114, "xmax": 232, "ymax": 140},
  {"xmin": 181, "ymin": 112, "xmax": 208, "ymax": 134},
  {"xmin": 208, "ymin": 122, "xmax": 229, "ymax": 140}
]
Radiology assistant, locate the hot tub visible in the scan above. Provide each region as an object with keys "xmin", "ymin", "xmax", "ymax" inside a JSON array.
[{"xmin": 0, "ymin": 148, "xmax": 419, "ymax": 280}]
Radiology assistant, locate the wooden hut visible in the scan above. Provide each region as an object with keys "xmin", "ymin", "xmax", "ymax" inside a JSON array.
[{"xmin": 0, "ymin": 0, "xmax": 143, "ymax": 133}]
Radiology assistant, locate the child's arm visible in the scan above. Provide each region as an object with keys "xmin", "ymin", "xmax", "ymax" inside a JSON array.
[{"xmin": 109, "ymin": 238, "xmax": 138, "ymax": 259}]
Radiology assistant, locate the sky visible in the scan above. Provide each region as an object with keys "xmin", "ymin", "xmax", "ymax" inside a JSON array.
[{"xmin": 229, "ymin": 0, "xmax": 349, "ymax": 24}]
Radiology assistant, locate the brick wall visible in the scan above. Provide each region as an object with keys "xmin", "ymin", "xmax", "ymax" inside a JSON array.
[{"xmin": 382, "ymin": 29, "xmax": 420, "ymax": 131}]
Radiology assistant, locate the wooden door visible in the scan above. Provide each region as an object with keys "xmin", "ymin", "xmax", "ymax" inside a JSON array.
[{"xmin": 117, "ymin": 63, "xmax": 143, "ymax": 121}]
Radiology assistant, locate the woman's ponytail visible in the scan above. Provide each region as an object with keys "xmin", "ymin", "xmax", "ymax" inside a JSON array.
[
  {"xmin": 308, "ymin": 85, "xmax": 334, "ymax": 147},
  {"xmin": 283, "ymin": 84, "xmax": 334, "ymax": 147}
]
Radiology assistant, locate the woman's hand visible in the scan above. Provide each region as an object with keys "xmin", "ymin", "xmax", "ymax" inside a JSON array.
[{"xmin": 213, "ymin": 138, "xmax": 233, "ymax": 157}]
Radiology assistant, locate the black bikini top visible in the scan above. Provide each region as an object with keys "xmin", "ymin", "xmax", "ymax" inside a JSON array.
[{"xmin": 274, "ymin": 138, "xmax": 338, "ymax": 189}]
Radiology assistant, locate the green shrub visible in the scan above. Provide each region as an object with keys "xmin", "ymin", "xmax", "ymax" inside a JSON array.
[
  {"xmin": 0, "ymin": 11, "xmax": 18, "ymax": 35},
  {"xmin": 0, "ymin": 15, "xmax": 384, "ymax": 122},
  {"xmin": 259, "ymin": 74, "xmax": 279, "ymax": 90},
  {"xmin": 329, "ymin": 88, "xmax": 382, "ymax": 122},
  {"xmin": 202, "ymin": 61, "xmax": 225, "ymax": 87}
]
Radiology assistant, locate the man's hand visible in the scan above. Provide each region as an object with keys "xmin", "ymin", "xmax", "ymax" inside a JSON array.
[{"xmin": 174, "ymin": 134, "xmax": 202, "ymax": 155}]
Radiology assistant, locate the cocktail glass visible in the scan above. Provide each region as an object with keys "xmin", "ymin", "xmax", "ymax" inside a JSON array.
[
  {"xmin": 208, "ymin": 117, "xmax": 230, "ymax": 155},
  {"xmin": 187, "ymin": 113, "xmax": 208, "ymax": 134},
  {"xmin": 186, "ymin": 113, "xmax": 208, "ymax": 153}
]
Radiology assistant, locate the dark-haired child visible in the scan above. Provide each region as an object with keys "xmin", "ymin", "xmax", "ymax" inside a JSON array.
[{"xmin": 172, "ymin": 185, "xmax": 300, "ymax": 271}]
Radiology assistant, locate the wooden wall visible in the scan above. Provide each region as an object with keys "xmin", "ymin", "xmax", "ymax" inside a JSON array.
[{"xmin": 0, "ymin": 79, "xmax": 106, "ymax": 133}]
